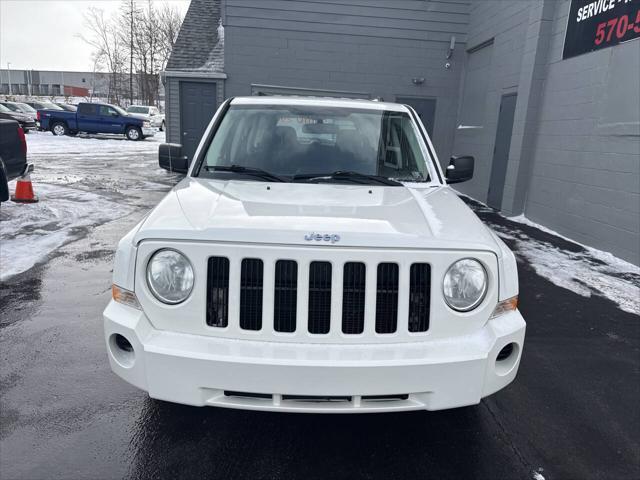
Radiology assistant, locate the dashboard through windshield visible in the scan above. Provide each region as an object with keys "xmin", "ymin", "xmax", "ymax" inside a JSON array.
[{"xmin": 197, "ymin": 105, "xmax": 431, "ymax": 184}]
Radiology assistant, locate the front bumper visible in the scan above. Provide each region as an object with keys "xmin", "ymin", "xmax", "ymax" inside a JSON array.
[
  {"xmin": 104, "ymin": 301, "xmax": 525, "ymax": 413},
  {"xmin": 142, "ymin": 127, "xmax": 157, "ymax": 137}
]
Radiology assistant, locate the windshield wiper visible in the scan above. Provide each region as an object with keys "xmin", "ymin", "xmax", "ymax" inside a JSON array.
[
  {"xmin": 204, "ymin": 164, "xmax": 287, "ymax": 182},
  {"xmin": 292, "ymin": 171, "xmax": 402, "ymax": 186}
]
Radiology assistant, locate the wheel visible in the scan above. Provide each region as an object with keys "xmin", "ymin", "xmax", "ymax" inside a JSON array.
[
  {"xmin": 160, "ymin": 120, "xmax": 165, "ymax": 132},
  {"xmin": 51, "ymin": 122, "xmax": 68, "ymax": 136},
  {"xmin": 126, "ymin": 126, "xmax": 141, "ymax": 141}
]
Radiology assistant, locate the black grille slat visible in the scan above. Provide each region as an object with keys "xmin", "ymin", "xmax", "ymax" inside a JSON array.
[
  {"xmin": 206, "ymin": 257, "xmax": 229, "ymax": 327},
  {"xmin": 409, "ymin": 263, "xmax": 431, "ymax": 332},
  {"xmin": 375, "ymin": 263, "xmax": 399, "ymax": 334},
  {"xmin": 240, "ymin": 258, "xmax": 263, "ymax": 330},
  {"xmin": 274, "ymin": 260, "xmax": 298, "ymax": 332},
  {"xmin": 308, "ymin": 261, "xmax": 332, "ymax": 334},
  {"xmin": 342, "ymin": 262, "xmax": 366, "ymax": 334}
]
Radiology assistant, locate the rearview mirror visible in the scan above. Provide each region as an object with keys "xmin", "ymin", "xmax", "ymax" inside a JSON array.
[
  {"xmin": 302, "ymin": 123, "xmax": 338, "ymax": 134},
  {"xmin": 159, "ymin": 143, "xmax": 189, "ymax": 173},
  {"xmin": 445, "ymin": 155, "xmax": 474, "ymax": 184}
]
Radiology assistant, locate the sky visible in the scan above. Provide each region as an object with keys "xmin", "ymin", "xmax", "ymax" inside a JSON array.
[{"xmin": 0, "ymin": 0, "xmax": 191, "ymax": 72}]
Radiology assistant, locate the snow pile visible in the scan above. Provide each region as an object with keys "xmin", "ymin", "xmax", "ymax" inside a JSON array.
[
  {"xmin": 492, "ymin": 216, "xmax": 640, "ymax": 316},
  {"xmin": 0, "ymin": 184, "xmax": 133, "ymax": 281}
]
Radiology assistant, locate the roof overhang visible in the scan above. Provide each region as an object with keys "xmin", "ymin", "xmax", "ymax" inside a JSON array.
[{"xmin": 162, "ymin": 70, "xmax": 227, "ymax": 79}]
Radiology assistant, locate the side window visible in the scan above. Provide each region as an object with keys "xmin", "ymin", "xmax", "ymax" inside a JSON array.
[
  {"xmin": 378, "ymin": 114, "xmax": 421, "ymax": 176},
  {"xmin": 78, "ymin": 104, "xmax": 96, "ymax": 115},
  {"xmin": 99, "ymin": 106, "xmax": 117, "ymax": 116}
]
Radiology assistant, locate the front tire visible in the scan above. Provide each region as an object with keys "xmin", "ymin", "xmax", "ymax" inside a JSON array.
[
  {"xmin": 126, "ymin": 126, "xmax": 142, "ymax": 141},
  {"xmin": 51, "ymin": 122, "xmax": 68, "ymax": 136}
]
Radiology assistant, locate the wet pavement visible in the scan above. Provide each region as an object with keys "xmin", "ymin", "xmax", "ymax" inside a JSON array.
[{"xmin": 1, "ymin": 133, "xmax": 639, "ymax": 479}]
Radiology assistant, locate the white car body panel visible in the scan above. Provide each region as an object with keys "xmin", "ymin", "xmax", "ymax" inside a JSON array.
[{"xmin": 105, "ymin": 96, "xmax": 525, "ymax": 412}]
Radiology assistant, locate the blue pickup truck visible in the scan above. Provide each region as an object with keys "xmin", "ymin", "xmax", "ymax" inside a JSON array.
[{"xmin": 38, "ymin": 102, "xmax": 157, "ymax": 140}]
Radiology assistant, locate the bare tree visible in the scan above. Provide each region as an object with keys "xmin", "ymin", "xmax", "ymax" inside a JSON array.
[
  {"xmin": 79, "ymin": 7, "xmax": 127, "ymax": 104},
  {"xmin": 81, "ymin": 1, "xmax": 185, "ymax": 106}
]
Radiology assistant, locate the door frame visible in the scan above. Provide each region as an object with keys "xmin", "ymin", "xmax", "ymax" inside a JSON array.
[
  {"xmin": 487, "ymin": 92, "xmax": 518, "ymax": 210},
  {"xmin": 178, "ymin": 79, "xmax": 219, "ymax": 160},
  {"xmin": 394, "ymin": 95, "xmax": 437, "ymax": 137}
]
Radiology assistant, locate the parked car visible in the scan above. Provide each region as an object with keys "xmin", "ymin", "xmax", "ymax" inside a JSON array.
[
  {"xmin": 25, "ymin": 101, "xmax": 63, "ymax": 111},
  {"xmin": 126, "ymin": 105, "xmax": 165, "ymax": 131},
  {"xmin": 105, "ymin": 97, "xmax": 525, "ymax": 413},
  {"xmin": 0, "ymin": 103, "xmax": 37, "ymax": 133},
  {"xmin": 0, "ymin": 119, "xmax": 28, "ymax": 202},
  {"xmin": 38, "ymin": 102, "xmax": 157, "ymax": 140},
  {"xmin": 55, "ymin": 103, "xmax": 78, "ymax": 112},
  {"xmin": 0, "ymin": 101, "xmax": 37, "ymax": 115}
]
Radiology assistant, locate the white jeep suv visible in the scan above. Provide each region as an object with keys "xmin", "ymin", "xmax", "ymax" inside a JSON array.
[{"xmin": 104, "ymin": 96, "xmax": 525, "ymax": 413}]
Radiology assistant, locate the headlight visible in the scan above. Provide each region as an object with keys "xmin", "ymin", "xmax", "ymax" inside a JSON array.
[
  {"xmin": 146, "ymin": 249, "xmax": 194, "ymax": 304},
  {"xmin": 143, "ymin": 121, "xmax": 150, "ymax": 127},
  {"xmin": 443, "ymin": 259, "xmax": 487, "ymax": 312}
]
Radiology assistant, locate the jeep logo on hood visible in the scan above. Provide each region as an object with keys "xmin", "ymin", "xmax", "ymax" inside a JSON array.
[{"xmin": 305, "ymin": 232, "xmax": 341, "ymax": 244}]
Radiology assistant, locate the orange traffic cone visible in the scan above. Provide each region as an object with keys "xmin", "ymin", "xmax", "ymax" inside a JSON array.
[{"xmin": 11, "ymin": 173, "xmax": 39, "ymax": 203}]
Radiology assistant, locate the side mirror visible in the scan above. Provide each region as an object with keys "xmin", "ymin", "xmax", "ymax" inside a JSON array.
[
  {"xmin": 0, "ymin": 161, "xmax": 9, "ymax": 202},
  {"xmin": 159, "ymin": 143, "xmax": 189, "ymax": 173},
  {"xmin": 445, "ymin": 155, "xmax": 474, "ymax": 184}
]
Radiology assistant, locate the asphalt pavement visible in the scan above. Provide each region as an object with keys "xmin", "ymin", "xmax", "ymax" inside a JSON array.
[{"xmin": 0, "ymin": 133, "xmax": 638, "ymax": 480}]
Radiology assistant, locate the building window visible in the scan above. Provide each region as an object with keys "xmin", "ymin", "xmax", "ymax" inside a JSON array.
[{"xmin": 52, "ymin": 84, "xmax": 61, "ymax": 95}]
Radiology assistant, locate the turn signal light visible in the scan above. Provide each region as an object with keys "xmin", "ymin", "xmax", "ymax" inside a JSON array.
[
  {"xmin": 490, "ymin": 295, "xmax": 518, "ymax": 319},
  {"xmin": 112, "ymin": 284, "xmax": 141, "ymax": 310}
]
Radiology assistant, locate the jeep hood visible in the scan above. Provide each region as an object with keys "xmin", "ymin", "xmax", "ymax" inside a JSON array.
[{"xmin": 134, "ymin": 177, "xmax": 499, "ymax": 252}]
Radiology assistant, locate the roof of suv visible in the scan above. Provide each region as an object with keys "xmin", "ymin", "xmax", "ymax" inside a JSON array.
[{"xmin": 231, "ymin": 96, "xmax": 409, "ymax": 112}]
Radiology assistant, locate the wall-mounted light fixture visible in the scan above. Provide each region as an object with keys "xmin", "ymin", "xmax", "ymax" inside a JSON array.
[
  {"xmin": 447, "ymin": 36, "xmax": 456, "ymax": 59},
  {"xmin": 412, "ymin": 77, "xmax": 425, "ymax": 85}
]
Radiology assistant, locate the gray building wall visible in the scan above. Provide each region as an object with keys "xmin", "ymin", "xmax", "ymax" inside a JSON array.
[
  {"xmin": 223, "ymin": 0, "xmax": 470, "ymax": 161},
  {"xmin": 525, "ymin": 1, "xmax": 640, "ymax": 264},
  {"xmin": 452, "ymin": 0, "xmax": 639, "ymax": 264}
]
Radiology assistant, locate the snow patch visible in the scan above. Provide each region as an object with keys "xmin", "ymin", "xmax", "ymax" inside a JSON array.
[
  {"xmin": 532, "ymin": 470, "xmax": 546, "ymax": 480},
  {"xmin": 0, "ymin": 184, "xmax": 133, "ymax": 281},
  {"xmin": 455, "ymin": 192, "xmax": 639, "ymax": 315},
  {"xmin": 490, "ymin": 218, "xmax": 640, "ymax": 315}
]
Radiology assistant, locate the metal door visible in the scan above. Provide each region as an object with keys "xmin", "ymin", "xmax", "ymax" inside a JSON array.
[
  {"xmin": 180, "ymin": 81, "xmax": 217, "ymax": 163},
  {"xmin": 487, "ymin": 94, "xmax": 517, "ymax": 210},
  {"xmin": 395, "ymin": 97, "xmax": 436, "ymax": 137}
]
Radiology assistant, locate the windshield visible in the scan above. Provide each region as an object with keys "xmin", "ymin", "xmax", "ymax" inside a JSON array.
[
  {"xmin": 16, "ymin": 103, "xmax": 36, "ymax": 113},
  {"xmin": 1, "ymin": 103, "xmax": 19, "ymax": 112},
  {"xmin": 38, "ymin": 103, "xmax": 63, "ymax": 110},
  {"xmin": 107, "ymin": 105, "xmax": 127, "ymax": 116},
  {"xmin": 199, "ymin": 105, "xmax": 430, "ymax": 183},
  {"xmin": 127, "ymin": 106, "xmax": 149, "ymax": 114},
  {"xmin": 0, "ymin": 104, "xmax": 10, "ymax": 113}
]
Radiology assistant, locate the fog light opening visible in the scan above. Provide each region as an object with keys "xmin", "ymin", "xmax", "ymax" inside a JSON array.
[
  {"xmin": 495, "ymin": 342, "xmax": 520, "ymax": 376},
  {"xmin": 109, "ymin": 333, "xmax": 135, "ymax": 368},
  {"xmin": 497, "ymin": 343, "xmax": 514, "ymax": 361}
]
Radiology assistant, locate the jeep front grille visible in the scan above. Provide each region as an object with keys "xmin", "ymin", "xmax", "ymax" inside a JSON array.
[
  {"xmin": 342, "ymin": 262, "xmax": 366, "ymax": 334},
  {"xmin": 308, "ymin": 261, "xmax": 332, "ymax": 334},
  {"xmin": 409, "ymin": 263, "xmax": 431, "ymax": 332},
  {"xmin": 240, "ymin": 258, "xmax": 263, "ymax": 331},
  {"xmin": 274, "ymin": 260, "xmax": 297, "ymax": 333},
  {"xmin": 375, "ymin": 263, "xmax": 399, "ymax": 334},
  {"xmin": 206, "ymin": 257, "xmax": 431, "ymax": 336},
  {"xmin": 206, "ymin": 256, "xmax": 229, "ymax": 327}
]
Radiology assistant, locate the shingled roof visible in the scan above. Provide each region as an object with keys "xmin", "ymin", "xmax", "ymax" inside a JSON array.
[{"xmin": 166, "ymin": 0, "xmax": 224, "ymax": 72}]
